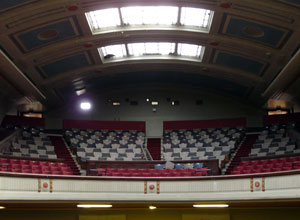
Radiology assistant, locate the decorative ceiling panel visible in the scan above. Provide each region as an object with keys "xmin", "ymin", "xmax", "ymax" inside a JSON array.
[
  {"xmin": 11, "ymin": 17, "xmax": 81, "ymax": 52},
  {"xmin": 220, "ymin": 14, "xmax": 291, "ymax": 48},
  {"xmin": 214, "ymin": 51, "xmax": 266, "ymax": 75},
  {"xmin": 38, "ymin": 52, "xmax": 93, "ymax": 78},
  {"xmin": 0, "ymin": 0, "xmax": 37, "ymax": 11}
]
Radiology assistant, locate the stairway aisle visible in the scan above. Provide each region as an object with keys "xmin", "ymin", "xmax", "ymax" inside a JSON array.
[
  {"xmin": 225, "ymin": 134, "xmax": 258, "ymax": 175},
  {"xmin": 147, "ymin": 138, "xmax": 161, "ymax": 160},
  {"xmin": 49, "ymin": 136, "xmax": 81, "ymax": 175}
]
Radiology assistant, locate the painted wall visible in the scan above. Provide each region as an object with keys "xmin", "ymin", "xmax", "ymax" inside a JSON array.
[
  {"xmin": 0, "ymin": 208, "xmax": 299, "ymax": 220},
  {"xmin": 45, "ymin": 86, "xmax": 265, "ymax": 136}
]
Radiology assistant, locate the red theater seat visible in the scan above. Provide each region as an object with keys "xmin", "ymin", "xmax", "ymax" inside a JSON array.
[
  {"xmin": 30, "ymin": 161, "xmax": 39, "ymax": 166},
  {"xmin": 22, "ymin": 169, "xmax": 32, "ymax": 173},
  {"xmin": 40, "ymin": 161, "xmax": 49, "ymax": 166},
  {"xmin": 20, "ymin": 160, "xmax": 30, "ymax": 165},
  {"xmin": 10, "ymin": 159, "xmax": 20, "ymax": 164},
  {"xmin": 0, "ymin": 158, "xmax": 9, "ymax": 163}
]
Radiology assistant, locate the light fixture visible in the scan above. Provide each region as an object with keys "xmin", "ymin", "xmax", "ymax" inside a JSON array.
[
  {"xmin": 151, "ymin": 101, "xmax": 159, "ymax": 106},
  {"xmin": 112, "ymin": 102, "xmax": 121, "ymax": 106},
  {"xmin": 149, "ymin": 205, "xmax": 157, "ymax": 210},
  {"xmin": 76, "ymin": 88, "xmax": 86, "ymax": 96},
  {"xmin": 0, "ymin": 206, "xmax": 5, "ymax": 209},
  {"xmin": 146, "ymin": 98, "xmax": 150, "ymax": 102},
  {"xmin": 193, "ymin": 204, "xmax": 229, "ymax": 208},
  {"xmin": 80, "ymin": 102, "xmax": 91, "ymax": 110},
  {"xmin": 77, "ymin": 204, "xmax": 112, "ymax": 208}
]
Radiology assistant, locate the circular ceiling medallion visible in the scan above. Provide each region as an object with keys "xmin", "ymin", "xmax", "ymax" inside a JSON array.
[
  {"xmin": 219, "ymin": 2, "xmax": 232, "ymax": 9},
  {"xmin": 242, "ymin": 26, "xmax": 265, "ymax": 38},
  {"xmin": 68, "ymin": 5, "xmax": 79, "ymax": 11},
  {"xmin": 38, "ymin": 29, "xmax": 59, "ymax": 41}
]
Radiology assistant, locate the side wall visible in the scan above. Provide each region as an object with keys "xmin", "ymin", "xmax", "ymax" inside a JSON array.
[{"xmin": 45, "ymin": 86, "xmax": 265, "ymax": 136}]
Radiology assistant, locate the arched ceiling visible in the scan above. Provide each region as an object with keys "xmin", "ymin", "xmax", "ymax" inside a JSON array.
[{"xmin": 0, "ymin": 0, "xmax": 299, "ymax": 110}]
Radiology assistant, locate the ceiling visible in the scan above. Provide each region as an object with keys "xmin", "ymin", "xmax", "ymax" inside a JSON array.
[{"xmin": 0, "ymin": 0, "xmax": 299, "ymax": 111}]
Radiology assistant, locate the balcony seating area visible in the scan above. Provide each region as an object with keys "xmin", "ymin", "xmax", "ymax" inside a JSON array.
[
  {"xmin": 97, "ymin": 167, "xmax": 209, "ymax": 177},
  {"xmin": 249, "ymin": 124, "xmax": 300, "ymax": 157},
  {"xmin": 0, "ymin": 127, "xmax": 57, "ymax": 159},
  {"xmin": 0, "ymin": 157, "xmax": 75, "ymax": 175},
  {"xmin": 230, "ymin": 156, "xmax": 300, "ymax": 175},
  {"xmin": 64, "ymin": 129, "xmax": 146, "ymax": 161},
  {"xmin": 162, "ymin": 127, "xmax": 244, "ymax": 165}
]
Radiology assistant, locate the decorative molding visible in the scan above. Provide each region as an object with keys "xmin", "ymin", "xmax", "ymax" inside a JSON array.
[
  {"xmin": 144, "ymin": 181, "xmax": 147, "ymax": 194},
  {"xmin": 50, "ymin": 179, "xmax": 53, "ymax": 193},
  {"xmin": 157, "ymin": 181, "xmax": 160, "ymax": 194},
  {"xmin": 38, "ymin": 178, "xmax": 41, "ymax": 192}
]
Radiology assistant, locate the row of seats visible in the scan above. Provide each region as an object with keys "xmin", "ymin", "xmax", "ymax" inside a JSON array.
[
  {"xmin": 164, "ymin": 127, "xmax": 243, "ymax": 145},
  {"xmin": 0, "ymin": 157, "xmax": 75, "ymax": 175},
  {"xmin": 64, "ymin": 129, "xmax": 147, "ymax": 161},
  {"xmin": 230, "ymin": 156, "xmax": 300, "ymax": 175},
  {"xmin": 249, "ymin": 124, "xmax": 299, "ymax": 157},
  {"xmin": 0, "ymin": 126, "xmax": 57, "ymax": 159},
  {"xmin": 97, "ymin": 168, "xmax": 209, "ymax": 177},
  {"xmin": 162, "ymin": 127, "xmax": 244, "ymax": 165}
]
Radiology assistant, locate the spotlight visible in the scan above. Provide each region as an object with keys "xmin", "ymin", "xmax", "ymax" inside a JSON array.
[
  {"xmin": 149, "ymin": 206, "xmax": 157, "ymax": 210},
  {"xmin": 77, "ymin": 204, "xmax": 112, "ymax": 208},
  {"xmin": 80, "ymin": 102, "xmax": 91, "ymax": 110},
  {"xmin": 193, "ymin": 204, "xmax": 229, "ymax": 208}
]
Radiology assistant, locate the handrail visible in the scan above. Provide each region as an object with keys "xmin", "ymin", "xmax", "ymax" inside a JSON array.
[{"xmin": 142, "ymin": 138, "xmax": 153, "ymax": 161}]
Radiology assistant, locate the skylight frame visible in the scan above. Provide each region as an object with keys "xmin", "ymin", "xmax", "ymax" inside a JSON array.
[
  {"xmin": 85, "ymin": 8, "xmax": 121, "ymax": 31},
  {"xmin": 99, "ymin": 42, "xmax": 205, "ymax": 63},
  {"xmin": 121, "ymin": 6, "xmax": 179, "ymax": 26},
  {"xmin": 180, "ymin": 7, "xmax": 214, "ymax": 29},
  {"xmin": 85, "ymin": 6, "xmax": 214, "ymax": 34},
  {"xmin": 99, "ymin": 44, "xmax": 127, "ymax": 59},
  {"xmin": 127, "ymin": 42, "xmax": 176, "ymax": 57}
]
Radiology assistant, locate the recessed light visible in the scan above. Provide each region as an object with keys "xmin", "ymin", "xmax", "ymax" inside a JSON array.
[
  {"xmin": 80, "ymin": 102, "xmax": 91, "ymax": 110},
  {"xmin": 77, "ymin": 204, "xmax": 112, "ymax": 208},
  {"xmin": 193, "ymin": 204, "xmax": 229, "ymax": 208},
  {"xmin": 149, "ymin": 206, "xmax": 157, "ymax": 210},
  {"xmin": 146, "ymin": 98, "xmax": 150, "ymax": 102}
]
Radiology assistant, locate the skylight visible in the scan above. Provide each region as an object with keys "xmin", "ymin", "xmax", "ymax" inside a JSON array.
[
  {"xmin": 99, "ymin": 42, "xmax": 205, "ymax": 62},
  {"xmin": 127, "ymin": 42, "xmax": 175, "ymax": 56},
  {"xmin": 180, "ymin": 7, "xmax": 212, "ymax": 28},
  {"xmin": 86, "ymin": 8, "xmax": 120, "ymax": 30},
  {"xmin": 100, "ymin": 44, "xmax": 127, "ymax": 58},
  {"xmin": 177, "ymin": 43, "xmax": 203, "ymax": 58},
  {"xmin": 85, "ymin": 6, "xmax": 214, "ymax": 34},
  {"xmin": 121, "ymin": 6, "xmax": 178, "ymax": 25}
]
